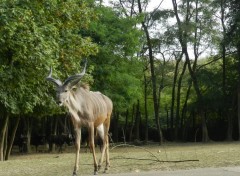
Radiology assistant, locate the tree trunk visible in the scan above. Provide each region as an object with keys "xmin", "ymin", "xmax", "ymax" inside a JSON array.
[
  {"xmin": 137, "ymin": 0, "xmax": 163, "ymax": 144},
  {"xmin": 113, "ymin": 111, "xmax": 119, "ymax": 142},
  {"xmin": 227, "ymin": 93, "xmax": 237, "ymax": 140},
  {"xmin": 144, "ymin": 74, "xmax": 149, "ymax": 142},
  {"xmin": 0, "ymin": 114, "xmax": 9, "ymax": 161},
  {"xmin": 3, "ymin": 122, "xmax": 8, "ymax": 161},
  {"xmin": 238, "ymin": 46, "xmax": 240, "ymax": 140},
  {"xmin": 129, "ymin": 104, "xmax": 135, "ymax": 142},
  {"xmin": 124, "ymin": 109, "xmax": 129, "ymax": 142},
  {"xmin": 227, "ymin": 113, "xmax": 233, "ymax": 141},
  {"xmin": 220, "ymin": 0, "xmax": 232, "ymax": 141},
  {"xmin": 201, "ymin": 111, "xmax": 209, "ymax": 142},
  {"xmin": 5, "ymin": 116, "xmax": 20, "ymax": 160},
  {"xmin": 51, "ymin": 116, "xmax": 58, "ymax": 152},
  {"xmin": 181, "ymin": 83, "xmax": 192, "ymax": 134},
  {"xmin": 166, "ymin": 108, "xmax": 169, "ymax": 129},
  {"xmin": 175, "ymin": 58, "xmax": 186, "ymax": 141},
  {"xmin": 238, "ymin": 85, "xmax": 240, "ymax": 140},
  {"xmin": 134, "ymin": 100, "xmax": 140, "ymax": 141},
  {"xmin": 170, "ymin": 59, "xmax": 180, "ymax": 140},
  {"xmin": 172, "ymin": 0, "xmax": 209, "ymax": 142},
  {"xmin": 23, "ymin": 117, "xmax": 32, "ymax": 153}
]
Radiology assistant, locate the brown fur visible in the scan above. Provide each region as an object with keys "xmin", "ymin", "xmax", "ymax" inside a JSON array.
[{"xmin": 46, "ymin": 62, "xmax": 112, "ymax": 175}]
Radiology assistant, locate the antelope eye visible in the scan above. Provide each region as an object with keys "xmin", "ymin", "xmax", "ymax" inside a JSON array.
[{"xmin": 64, "ymin": 90, "xmax": 68, "ymax": 92}]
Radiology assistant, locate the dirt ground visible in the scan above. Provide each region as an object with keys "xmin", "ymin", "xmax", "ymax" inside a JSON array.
[{"xmin": 1, "ymin": 142, "xmax": 240, "ymax": 176}]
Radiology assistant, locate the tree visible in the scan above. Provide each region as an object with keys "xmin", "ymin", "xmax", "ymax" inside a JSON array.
[
  {"xmin": 227, "ymin": 0, "xmax": 240, "ymax": 140},
  {"xmin": 171, "ymin": 0, "xmax": 218, "ymax": 142},
  {"xmin": 136, "ymin": 0, "xmax": 164, "ymax": 144},
  {"xmin": 211, "ymin": 0, "xmax": 233, "ymax": 140},
  {"xmin": 81, "ymin": 5, "xmax": 142, "ymax": 111},
  {"xmin": 0, "ymin": 0, "xmax": 97, "ymax": 160}
]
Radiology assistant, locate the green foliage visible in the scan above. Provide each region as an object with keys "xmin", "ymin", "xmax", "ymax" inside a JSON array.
[
  {"xmin": 82, "ymin": 6, "xmax": 143, "ymax": 112},
  {"xmin": 107, "ymin": 59, "xmax": 143, "ymax": 111},
  {"xmin": 0, "ymin": 0, "xmax": 97, "ymax": 115},
  {"xmin": 227, "ymin": 0, "xmax": 240, "ymax": 47},
  {"xmin": 151, "ymin": 10, "xmax": 175, "ymax": 22},
  {"xmin": 1, "ymin": 0, "xmax": 239, "ymax": 141},
  {"xmin": 0, "ymin": 1, "xmax": 143, "ymax": 116}
]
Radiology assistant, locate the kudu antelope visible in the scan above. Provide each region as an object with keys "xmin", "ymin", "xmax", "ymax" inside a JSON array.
[{"xmin": 46, "ymin": 60, "xmax": 113, "ymax": 175}]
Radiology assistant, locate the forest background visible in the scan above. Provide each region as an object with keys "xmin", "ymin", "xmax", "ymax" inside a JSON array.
[{"xmin": 1, "ymin": 0, "xmax": 240, "ymax": 161}]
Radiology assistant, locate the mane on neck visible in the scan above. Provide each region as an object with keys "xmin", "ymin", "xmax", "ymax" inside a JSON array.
[{"xmin": 79, "ymin": 83, "xmax": 90, "ymax": 91}]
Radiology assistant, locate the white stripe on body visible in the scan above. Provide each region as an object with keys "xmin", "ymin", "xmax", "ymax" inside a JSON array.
[
  {"xmin": 65, "ymin": 87, "xmax": 112, "ymax": 126},
  {"xmin": 97, "ymin": 124, "xmax": 104, "ymax": 140}
]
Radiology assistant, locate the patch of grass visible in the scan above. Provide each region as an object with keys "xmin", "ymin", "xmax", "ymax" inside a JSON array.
[{"xmin": 1, "ymin": 142, "xmax": 240, "ymax": 176}]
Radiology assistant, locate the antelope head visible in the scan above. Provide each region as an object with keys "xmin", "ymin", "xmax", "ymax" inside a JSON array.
[{"xmin": 46, "ymin": 59, "xmax": 87, "ymax": 106}]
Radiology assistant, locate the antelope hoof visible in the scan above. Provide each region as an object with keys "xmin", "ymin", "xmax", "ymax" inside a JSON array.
[
  {"xmin": 98, "ymin": 165, "xmax": 101, "ymax": 171},
  {"xmin": 104, "ymin": 168, "xmax": 108, "ymax": 173},
  {"xmin": 72, "ymin": 171, "xmax": 77, "ymax": 176},
  {"xmin": 94, "ymin": 171, "xmax": 98, "ymax": 175}
]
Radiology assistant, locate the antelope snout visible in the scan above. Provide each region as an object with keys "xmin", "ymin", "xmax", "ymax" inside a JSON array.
[{"xmin": 57, "ymin": 101, "xmax": 63, "ymax": 106}]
